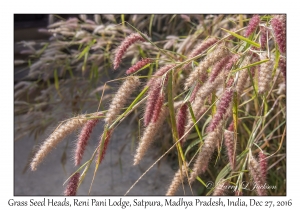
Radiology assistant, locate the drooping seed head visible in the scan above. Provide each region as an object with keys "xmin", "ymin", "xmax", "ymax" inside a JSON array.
[
  {"xmin": 151, "ymin": 93, "xmax": 165, "ymax": 123},
  {"xmin": 166, "ymin": 162, "xmax": 189, "ymax": 196},
  {"xmin": 183, "ymin": 37, "xmax": 218, "ymax": 69},
  {"xmin": 224, "ymin": 122, "xmax": 235, "ymax": 170},
  {"xmin": 248, "ymin": 154, "xmax": 267, "ymax": 195},
  {"xmin": 258, "ymin": 54, "xmax": 274, "ymax": 94},
  {"xmin": 105, "ymin": 76, "xmax": 140, "ymax": 125},
  {"xmin": 147, "ymin": 64, "xmax": 175, "ymax": 87},
  {"xmin": 134, "ymin": 107, "xmax": 168, "ymax": 165},
  {"xmin": 259, "ymin": 151, "xmax": 268, "ymax": 184},
  {"xmin": 236, "ymin": 56, "xmax": 251, "ymax": 95},
  {"xmin": 74, "ymin": 113, "xmax": 102, "ymax": 166},
  {"xmin": 113, "ymin": 33, "xmax": 146, "ymax": 70},
  {"xmin": 64, "ymin": 173, "xmax": 80, "ymax": 196},
  {"xmin": 260, "ymin": 26, "xmax": 267, "ymax": 50},
  {"xmin": 271, "ymin": 17, "xmax": 286, "ymax": 54},
  {"xmin": 31, "ymin": 115, "xmax": 88, "ymax": 171},
  {"xmin": 189, "ymin": 119, "xmax": 224, "ymax": 183},
  {"xmin": 176, "ymin": 103, "xmax": 188, "ymax": 140},
  {"xmin": 126, "ymin": 58, "xmax": 152, "ymax": 75},
  {"xmin": 144, "ymin": 78, "xmax": 163, "ymax": 126},
  {"xmin": 96, "ymin": 129, "xmax": 112, "ymax": 165},
  {"xmin": 244, "ymin": 15, "xmax": 260, "ymax": 37},
  {"xmin": 209, "ymin": 55, "xmax": 232, "ymax": 83},
  {"xmin": 206, "ymin": 88, "xmax": 233, "ymax": 133}
]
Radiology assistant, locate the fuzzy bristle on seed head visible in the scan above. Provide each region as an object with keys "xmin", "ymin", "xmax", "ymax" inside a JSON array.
[
  {"xmin": 134, "ymin": 107, "xmax": 168, "ymax": 165},
  {"xmin": 259, "ymin": 152, "xmax": 268, "ymax": 184},
  {"xmin": 166, "ymin": 162, "xmax": 189, "ymax": 196},
  {"xmin": 209, "ymin": 55, "xmax": 232, "ymax": 83},
  {"xmin": 113, "ymin": 33, "xmax": 146, "ymax": 70},
  {"xmin": 271, "ymin": 17, "xmax": 286, "ymax": 54},
  {"xmin": 258, "ymin": 54, "xmax": 274, "ymax": 94},
  {"xmin": 74, "ymin": 113, "xmax": 102, "ymax": 166},
  {"xmin": 224, "ymin": 128, "xmax": 235, "ymax": 170},
  {"xmin": 30, "ymin": 115, "xmax": 88, "ymax": 171},
  {"xmin": 144, "ymin": 78, "xmax": 163, "ymax": 126},
  {"xmin": 189, "ymin": 120, "xmax": 224, "ymax": 183},
  {"xmin": 184, "ymin": 45, "xmax": 229, "ymax": 90},
  {"xmin": 189, "ymin": 83, "xmax": 201, "ymax": 103},
  {"xmin": 206, "ymin": 88, "xmax": 233, "ymax": 132},
  {"xmin": 126, "ymin": 58, "xmax": 151, "ymax": 75},
  {"xmin": 96, "ymin": 130, "xmax": 112, "ymax": 165},
  {"xmin": 176, "ymin": 103, "xmax": 188, "ymax": 140},
  {"xmin": 147, "ymin": 64, "xmax": 175, "ymax": 87},
  {"xmin": 183, "ymin": 37, "xmax": 218, "ymax": 69},
  {"xmin": 236, "ymin": 56, "xmax": 251, "ymax": 95},
  {"xmin": 278, "ymin": 57, "xmax": 286, "ymax": 82},
  {"xmin": 224, "ymin": 54, "xmax": 240, "ymax": 73},
  {"xmin": 260, "ymin": 26, "xmax": 267, "ymax": 50},
  {"xmin": 244, "ymin": 15, "xmax": 260, "ymax": 37},
  {"xmin": 64, "ymin": 173, "xmax": 80, "ymax": 196},
  {"xmin": 104, "ymin": 76, "xmax": 140, "ymax": 125},
  {"xmin": 189, "ymin": 73, "xmax": 208, "ymax": 102},
  {"xmin": 248, "ymin": 154, "xmax": 267, "ymax": 195},
  {"xmin": 151, "ymin": 93, "xmax": 165, "ymax": 123}
]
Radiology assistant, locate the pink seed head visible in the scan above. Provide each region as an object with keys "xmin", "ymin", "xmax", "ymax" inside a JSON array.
[
  {"xmin": 113, "ymin": 33, "xmax": 146, "ymax": 70},
  {"xmin": 176, "ymin": 103, "xmax": 188, "ymax": 140},
  {"xmin": 147, "ymin": 64, "xmax": 175, "ymax": 87},
  {"xmin": 74, "ymin": 113, "xmax": 102, "ymax": 166},
  {"xmin": 144, "ymin": 79, "xmax": 162, "ymax": 126},
  {"xmin": 271, "ymin": 18, "xmax": 286, "ymax": 54},
  {"xmin": 259, "ymin": 152, "xmax": 268, "ymax": 184},
  {"xmin": 189, "ymin": 73, "xmax": 208, "ymax": 102},
  {"xmin": 244, "ymin": 15, "xmax": 260, "ymax": 37},
  {"xmin": 209, "ymin": 55, "xmax": 232, "ymax": 83},
  {"xmin": 260, "ymin": 26, "xmax": 267, "ymax": 50},
  {"xmin": 183, "ymin": 37, "xmax": 218, "ymax": 69},
  {"xmin": 224, "ymin": 121, "xmax": 235, "ymax": 170},
  {"xmin": 151, "ymin": 94, "xmax": 165, "ymax": 123},
  {"xmin": 278, "ymin": 57, "xmax": 286, "ymax": 82},
  {"xmin": 126, "ymin": 58, "xmax": 151, "ymax": 75},
  {"xmin": 96, "ymin": 130, "xmax": 112, "ymax": 164},
  {"xmin": 224, "ymin": 54, "xmax": 240, "ymax": 73},
  {"xmin": 64, "ymin": 173, "xmax": 80, "ymax": 196},
  {"xmin": 207, "ymin": 89, "xmax": 233, "ymax": 132}
]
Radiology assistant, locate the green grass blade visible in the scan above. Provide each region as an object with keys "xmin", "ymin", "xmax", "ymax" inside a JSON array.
[
  {"xmin": 167, "ymin": 70, "xmax": 178, "ymax": 142},
  {"xmin": 187, "ymin": 101, "xmax": 203, "ymax": 143},
  {"xmin": 167, "ymin": 70, "xmax": 185, "ymax": 163},
  {"xmin": 221, "ymin": 28, "xmax": 260, "ymax": 48},
  {"xmin": 231, "ymin": 59, "xmax": 269, "ymax": 73},
  {"xmin": 184, "ymin": 138, "xmax": 201, "ymax": 156}
]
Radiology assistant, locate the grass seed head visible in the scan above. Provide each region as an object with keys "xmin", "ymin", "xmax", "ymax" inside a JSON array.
[
  {"xmin": 244, "ymin": 15, "xmax": 260, "ymax": 37},
  {"xmin": 30, "ymin": 115, "xmax": 88, "ymax": 171},
  {"xmin": 64, "ymin": 173, "xmax": 80, "ymax": 196},
  {"xmin": 113, "ymin": 33, "xmax": 146, "ymax": 70}
]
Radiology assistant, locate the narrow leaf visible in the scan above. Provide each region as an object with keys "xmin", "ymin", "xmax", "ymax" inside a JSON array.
[{"xmin": 221, "ymin": 28, "xmax": 260, "ymax": 48}]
